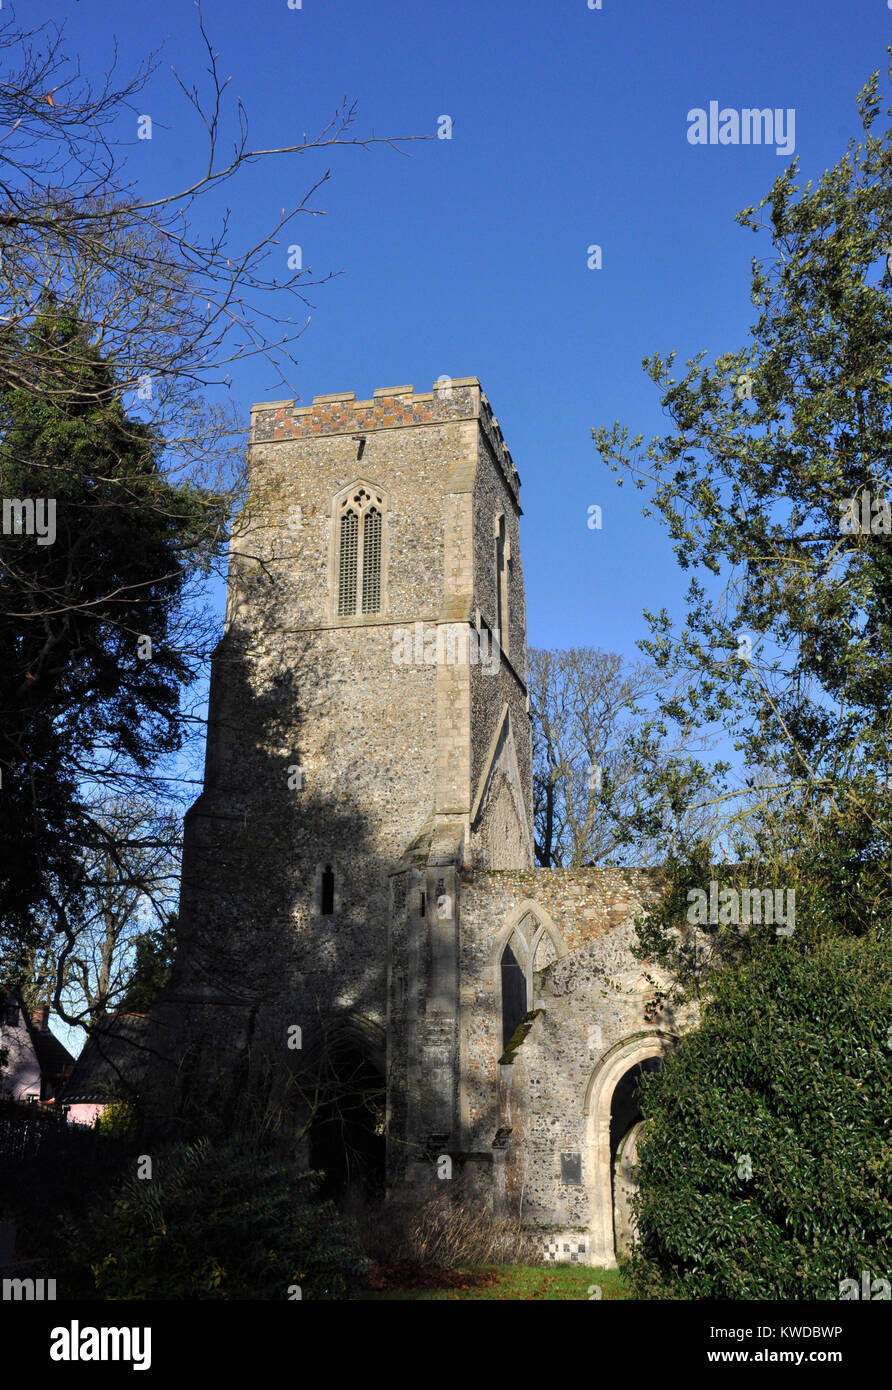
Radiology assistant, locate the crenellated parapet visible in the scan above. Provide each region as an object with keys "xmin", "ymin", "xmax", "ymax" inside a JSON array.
[{"xmin": 249, "ymin": 378, "xmax": 521, "ymax": 507}]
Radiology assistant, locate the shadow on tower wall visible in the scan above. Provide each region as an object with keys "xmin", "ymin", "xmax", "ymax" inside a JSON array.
[{"xmin": 134, "ymin": 562, "xmax": 399, "ymax": 1200}]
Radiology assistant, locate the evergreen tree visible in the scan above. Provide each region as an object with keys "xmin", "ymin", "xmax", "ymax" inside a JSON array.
[
  {"xmin": 0, "ymin": 307, "xmax": 224, "ymax": 966},
  {"xmin": 594, "ymin": 54, "xmax": 892, "ymax": 972}
]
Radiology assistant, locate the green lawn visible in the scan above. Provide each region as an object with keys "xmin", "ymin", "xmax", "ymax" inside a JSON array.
[{"xmin": 360, "ymin": 1263, "xmax": 630, "ymax": 1300}]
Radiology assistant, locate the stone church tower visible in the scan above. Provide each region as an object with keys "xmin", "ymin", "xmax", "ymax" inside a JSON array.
[
  {"xmin": 153, "ymin": 380, "xmax": 533, "ymax": 1158},
  {"xmin": 151, "ymin": 377, "xmax": 691, "ymax": 1267}
]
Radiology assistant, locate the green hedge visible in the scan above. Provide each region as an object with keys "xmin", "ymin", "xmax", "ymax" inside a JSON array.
[{"xmin": 627, "ymin": 936, "xmax": 892, "ymax": 1299}]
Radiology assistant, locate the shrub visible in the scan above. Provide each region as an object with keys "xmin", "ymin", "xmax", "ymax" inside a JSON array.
[
  {"xmin": 0, "ymin": 1102, "xmax": 134, "ymax": 1268},
  {"xmin": 95, "ymin": 1101, "xmax": 139, "ymax": 1141},
  {"xmin": 348, "ymin": 1175, "xmax": 543, "ymax": 1269},
  {"xmin": 626, "ymin": 936, "xmax": 892, "ymax": 1299},
  {"xmin": 60, "ymin": 1137, "xmax": 368, "ymax": 1300}
]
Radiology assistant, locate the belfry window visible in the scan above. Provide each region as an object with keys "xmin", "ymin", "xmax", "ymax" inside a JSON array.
[
  {"xmin": 361, "ymin": 508, "xmax": 382, "ymax": 613},
  {"xmin": 336, "ymin": 485, "xmax": 384, "ymax": 617},
  {"xmin": 338, "ymin": 512, "xmax": 359, "ymax": 616}
]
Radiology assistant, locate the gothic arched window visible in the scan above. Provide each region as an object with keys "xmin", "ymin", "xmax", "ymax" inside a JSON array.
[
  {"xmin": 336, "ymin": 484, "xmax": 385, "ymax": 617},
  {"xmin": 496, "ymin": 908, "xmax": 564, "ymax": 1057},
  {"xmin": 338, "ymin": 511, "xmax": 358, "ymax": 616},
  {"xmin": 361, "ymin": 507, "xmax": 382, "ymax": 613},
  {"xmin": 500, "ymin": 937, "xmax": 528, "ymax": 1048}
]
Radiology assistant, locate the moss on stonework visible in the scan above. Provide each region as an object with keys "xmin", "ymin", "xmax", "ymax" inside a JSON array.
[{"xmin": 498, "ymin": 1008, "xmax": 545, "ymax": 1065}]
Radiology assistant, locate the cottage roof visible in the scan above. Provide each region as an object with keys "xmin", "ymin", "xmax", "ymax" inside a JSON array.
[
  {"xmin": 29, "ymin": 1025, "xmax": 76, "ymax": 1082},
  {"xmin": 1, "ymin": 987, "xmax": 76, "ymax": 1090},
  {"xmin": 60, "ymin": 1014, "xmax": 151, "ymax": 1104}
]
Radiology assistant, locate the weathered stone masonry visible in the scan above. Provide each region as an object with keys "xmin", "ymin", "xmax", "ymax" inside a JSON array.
[{"xmin": 151, "ymin": 377, "xmax": 694, "ymax": 1266}]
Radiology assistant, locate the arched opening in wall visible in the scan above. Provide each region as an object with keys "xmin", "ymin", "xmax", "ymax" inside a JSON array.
[
  {"xmin": 500, "ymin": 937, "xmax": 527, "ymax": 1048},
  {"xmin": 307, "ymin": 1032, "xmax": 386, "ymax": 1204},
  {"xmin": 609, "ymin": 1057, "xmax": 662, "ymax": 1260}
]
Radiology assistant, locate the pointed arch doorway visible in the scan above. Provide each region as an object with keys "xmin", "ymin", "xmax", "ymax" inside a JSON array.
[{"xmin": 583, "ymin": 1032, "xmax": 676, "ymax": 1267}]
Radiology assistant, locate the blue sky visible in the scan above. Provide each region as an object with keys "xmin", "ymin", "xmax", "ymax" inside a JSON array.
[
  {"xmin": 37, "ymin": 0, "xmax": 892, "ymax": 658},
  {"xmin": 25, "ymin": 0, "xmax": 892, "ymax": 1050}
]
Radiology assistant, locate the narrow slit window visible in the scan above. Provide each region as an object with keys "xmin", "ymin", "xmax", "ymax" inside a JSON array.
[
  {"xmin": 495, "ymin": 515, "xmax": 508, "ymax": 655},
  {"xmin": 321, "ymin": 864, "xmax": 335, "ymax": 916}
]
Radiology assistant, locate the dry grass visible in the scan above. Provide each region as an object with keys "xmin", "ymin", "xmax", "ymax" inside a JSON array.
[{"xmin": 344, "ymin": 1178, "xmax": 543, "ymax": 1269}]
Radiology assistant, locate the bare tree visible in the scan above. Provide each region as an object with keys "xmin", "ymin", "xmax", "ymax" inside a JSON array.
[
  {"xmin": 0, "ymin": 6, "xmax": 420, "ymax": 423},
  {"xmin": 0, "ymin": 6, "xmax": 423, "ymax": 1030},
  {"xmin": 14, "ymin": 795, "xmax": 178, "ymax": 1029},
  {"xmin": 529, "ymin": 647, "xmax": 717, "ymax": 866}
]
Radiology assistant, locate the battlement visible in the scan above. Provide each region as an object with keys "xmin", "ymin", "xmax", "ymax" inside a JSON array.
[{"xmin": 250, "ymin": 377, "xmax": 520, "ymax": 494}]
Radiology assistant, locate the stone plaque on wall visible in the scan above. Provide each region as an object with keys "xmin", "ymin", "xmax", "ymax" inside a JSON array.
[{"xmin": 561, "ymin": 1152, "xmax": 582, "ymax": 1185}]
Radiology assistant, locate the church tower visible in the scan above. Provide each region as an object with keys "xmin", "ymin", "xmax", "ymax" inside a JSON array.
[{"xmin": 155, "ymin": 378, "xmax": 533, "ymax": 1183}]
